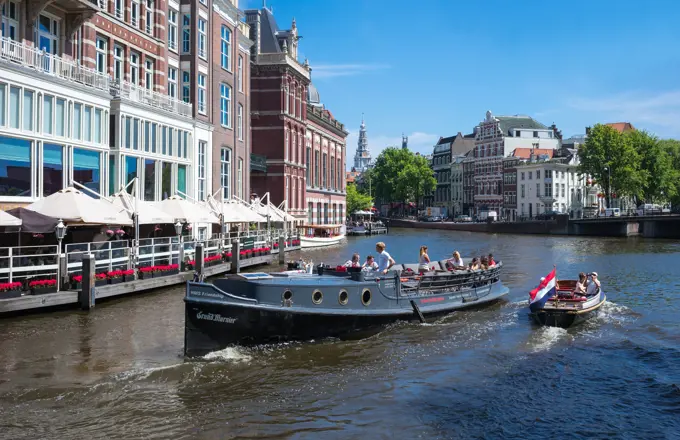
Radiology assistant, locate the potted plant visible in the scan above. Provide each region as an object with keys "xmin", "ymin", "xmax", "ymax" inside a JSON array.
[
  {"xmin": 94, "ymin": 273, "xmax": 108, "ymax": 286},
  {"xmin": 71, "ymin": 275, "xmax": 83, "ymax": 290},
  {"xmin": 224, "ymin": 251, "xmax": 232, "ymax": 262},
  {"xmin": 273, "ymin": 242, "xmax": 279, "ymax": 250},
  {"xmin": 0, "ymin": 281, "xmax": 24, "ymax": 299},
  {"xmin": 107, "ymin": 270, "xmax": 124, "ymax": 285},
  {"xmin": 29, "ymin": 279, "xmax": 58, "ymax": 295},
  {"xmin": 167, "ymin": 263, "xmax": 179, "ymax": 275},
  {"xmin": 239, "ymin": 250, "xmax": 247, "ymax": 260},
  {"xmin": 138, "ymin": 266, "xmax": 154, "ymax": 279},
  {"xmin": 122, "ymin": 269, "xmax": 135, "ymax": 282}
]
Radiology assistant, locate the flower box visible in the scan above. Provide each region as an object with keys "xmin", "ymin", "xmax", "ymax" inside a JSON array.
[
  {"xmin": 29, "ymin": 279, "xmax": 58, "ymax": 295},
  {"xmin": 122, "ymin": 269, "xmax": 135, "ymax": 282},
  {"xmin": 224, "ymin": 252, "xmax": 232, "ymax": 262},
  {"xmin": 72, "ymin": 282, "xmax": 82, "ymax": 291},
  {"xmin": 0, "ymin": 281, "xmax": 23, "ymax": 299},
  {"xmin": 138, "ymin": 266, "xmax": 155, "ymax": 279},
  {"xmin": 108, "ymin": 277, "xmax": 124, "ymax": 285}
]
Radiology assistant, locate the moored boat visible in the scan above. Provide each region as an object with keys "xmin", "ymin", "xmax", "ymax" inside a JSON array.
[
  {"xmin": 529, "ymin": 269, "xmax": 606, "ymax": 328},
  {"xmin": 184, "ymin": 260, "xmax": 509, "ymax": 355},
  {"xmin": 297, "ymin": 224, "xmax": 346, "ymax": 248}
]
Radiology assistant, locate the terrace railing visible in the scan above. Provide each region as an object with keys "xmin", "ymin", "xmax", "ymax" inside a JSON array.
[
  {"xmin": 65, "ymin": 240, "xmax": 130, "ymax": 275},
  {"xmin": 0, "ymin": 245, "xmax": 59, "ymax": 283}
]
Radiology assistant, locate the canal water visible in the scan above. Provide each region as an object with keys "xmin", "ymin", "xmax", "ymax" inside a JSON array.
[{"xmin": 1, "ymin": 229, "xmax": 679, "ymax": 439}]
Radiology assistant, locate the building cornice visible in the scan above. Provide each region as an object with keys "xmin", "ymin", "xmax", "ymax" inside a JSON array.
[{"xmin": 307, "ymin": 106, "xmax": 349, "ymax": 138}]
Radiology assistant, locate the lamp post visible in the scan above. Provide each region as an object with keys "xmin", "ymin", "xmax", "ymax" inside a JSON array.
[
  {"xmin": 174, "ymin": 220, "xmax": 183, "ymax": 266},
  {"xmin": 604, "ymin": 166, "xmax": 612, "ymax": 208},
  {"xmin": 55, "ymin": 219, "xmax": 66, "ymax": 292}
]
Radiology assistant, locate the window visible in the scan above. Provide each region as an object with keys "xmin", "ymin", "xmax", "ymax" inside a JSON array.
[
  {"xmin": 43, "ymin": 143, "xmax": 63, "ymax": 196},
  {"xmin": 130, "ymin": 52, "xmax": 139, "ymax": 85},
  {"xmin": 561, "ymin": 184, "xmax": 565, "ymax": 198},
  {"xmin": 197, "ymin": 141, "xmax": 206, "ymax": 201},
  {"xmin": 536, "ymin": 183, "xmax": 540, "ymax": 197},
  {"xmin": 237, "ymin": 158, "xmax": 243, "ymax": 200},
  {"xmin": 131, "ymin": 0, "xmax": 139, "ymax": 27},
  {"xmin": 182, "ymin": 14, "xmax": 191, "ymax": 53},
  {"xmin": 8, "ymin": 85, "xmax": 19, "ymax": 129},
  {"xmin": 132, "ymin": 118, "xmax": 139, "ymax": 150},
  {"xmin": 168, "ymin": 67, "xmax": 177, "ymax": 98},
  {"xmin": 114, "ymin": 0, "xmax": 123, "ymax": 19},
  {"xmin": 22, "ymin": 90, "xmax": 33, "ymax": 132},
  {"xmin": 161, "ymin": 162, "xmax": 172, "ymax": 199},
  {"xmin": 177, "ymin": 164, "xmax": 186, "ymax": 197},
  {"xmin": 37, "ymin": 14, "xmax": 58, "ymax": 54},
  {"xmin": 145, "ymin": 0, "xmax": 153, "ymax": 35},
  {"xmin": 143, "ymin": 158, "xmax": 155, "ymax": 200},
  {"xmin": 167, "ymin": 127, "xmax": 173, "ymax": 155},
  {"xmin": 220, "ymin": 148, "xmax": 231, "ymax": 199},
  {"xmin": 94, "ymin": 108, "xmax": 102, "ymax": 144},
  {"xmin": 219, "ymin": 83, "xmax": 230, "ymax": 125},
  {"xmin": 73, "ymin": 148, "xmax": 101, "ymax": 193},
  {"xmin": 197, "ymin": 19, "xmax": 207, "ymax": 59},
  {"xmin": 168, "ymin": 9, "xmax": 178, "ymax": 51},
  {"xmin": 330, "ymin": 158, "xmax": 335, "ymax": 189},
  {"xmin": 182, "ymin": 71, "xmax": 190, "ymax": 103},
  {"xmin": 197, "ymin": 74, "xmax": 206, "ymax": 114},
  {"xmin": 145, "ymin": 59, "xmax": 154, "ymax": 90},
  {"xmin": 314, "ymin": 151, "xmax": 319, "ymax": 187},
  {"xmin": 96, "ymin": 36, "xmax": 107, "ymax": 74},
  {"xmin": 528, "ymin": 171, "xmax": 532, "ymax": 180},
  {"xmin": 536, "ymin": 170, "xmax": 540, "ymax": 179},
  {"xmin": 113, "ymin": 45, "xmax": 123, "ymax": 82},
  {"xmin": 42, "ymin": 94, "xmax": 53, "ymax": 134},
  {"xmin": 284, "ymin": 83, "xmax": 289, "ymax": 114},
  {"xmin": 306, "ymin": 147, "xmax": 311, "ymax": 182},
  {"xmin": 0, "ymin": 136, "xmax": 31, "ymax": 196},
  {"xmin": 220, "ymin": 25, "xmax": 231, "ymax": 69},
  {"xmin": 2, "ymin": 1, "xmax": 19, "ymax": 41},
  {"xmin": 238, "ymin": 56, "xmax": 243, "ymax": 92},
  {"xmin": 73, "ymin": 103, "xmax": 81, "ymax": 140},
  {"xmin": 322, "ymin": 153, "xmax": 327, "ymax": 188},
  {"xmin": 316, "ymin": 202, "xmax": 321, "ymax": 224},
  {"xmin": 533, "ymin": 131, "xmax": 538, "ymax": 137},
  {"xmin": 237, "ymin": 104, "xmax": 243, "ymax": 140},
  {"xmin": 144, "ymin": 121, "xmax": 150, "ymax": 151},
  {"xmin": 521, "ymin": 184, "xmax": 525, "ymax": 198}
]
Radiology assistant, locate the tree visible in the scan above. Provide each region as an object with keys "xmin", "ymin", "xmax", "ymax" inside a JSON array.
[
  {"xmin": 658, "ymin": 139, "xmax": 680, "ymax": 207},
  {"xmin": 627, "ymin": 130, "xmax": 676, "ymax": 203},
  {"xmin": 345, "ymin": 183, "xmax": 373, "ymax": 215},
  {"xmin": 578, "ymin": 124, "xmax": 645, "ymax": 203}
]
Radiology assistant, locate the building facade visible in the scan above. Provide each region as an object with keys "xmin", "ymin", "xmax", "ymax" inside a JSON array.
[
  {"xmin": 0, "ymin": 0, "xmax": 251, "ymax": 213},
  {"xmin": 353, "ymin": 116, "xmax": 371, "ymax": 172},
  {"xmin": 450, "ymin": 154, "xmax": 466, "ymax": 217},
  {"xmin": 431, "ymin": 139, "xmax": 452, "ymax": 213},
  {"xmin": 472, "ymin": 110, "xmax": 559, "ymax": 216},
  {"xmin": 246, "ymin": 6, "xmax": 346, "ymax": 224},
  {"xmin": 462, "ymin": 152, "xmax": 475, "ymax": 216}
]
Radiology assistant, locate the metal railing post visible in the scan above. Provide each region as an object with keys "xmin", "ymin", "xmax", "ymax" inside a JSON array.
[{"xmin": 8, "ymin": 247, "xmax": 12, "ymax": 283}]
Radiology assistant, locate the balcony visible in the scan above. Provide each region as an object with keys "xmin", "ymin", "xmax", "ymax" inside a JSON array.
[
  {"xmin": 111, "ymin": 80, "xmax": 192, "ymax": 118},
  {"xmin": 0, "ymin": 36, "xmax": 109, "ymax": 92},
  {"xmin": 539, "ymin": 195, "xmax": 557, "ymax": 204}
]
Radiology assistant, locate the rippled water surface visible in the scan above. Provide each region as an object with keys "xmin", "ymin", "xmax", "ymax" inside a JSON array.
[{"xmin": 1, "ymin": 229, "xmax": 679, "ymax": 439}]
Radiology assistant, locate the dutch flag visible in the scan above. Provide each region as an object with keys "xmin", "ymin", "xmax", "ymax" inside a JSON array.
[{"xmin": 529, "ymin": 268, "xmax": 557, "ymax": 312}]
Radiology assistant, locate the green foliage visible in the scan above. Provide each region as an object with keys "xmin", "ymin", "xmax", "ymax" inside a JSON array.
[
  {"xmin": 346, "ymin": 183, "xmax": 373, "ymax": 215},
  {"xmin": 370, "ymin": 147, "xmax": 436, "ymax": 207},
  {"xmin": 659, "ymin": 139, "xmax": 680, "ymax": 206},
  {"xmin": 629, "ymin": 130, "xmax": 677, "ymax": 203}
]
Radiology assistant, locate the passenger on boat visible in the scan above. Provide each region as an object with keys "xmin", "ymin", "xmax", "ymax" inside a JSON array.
[
  {"xmin": 488, "ymin": 254, "xmax": 496, "ymax": 266},
  {"xmin": 344, "ymin": 253, "xmax": 361, "ymax": 268},
  {"xmin": 446, "ymin": 251, "xmax": 465, "ymax": 270},
  {"xmin": 586, "ymin": 272, "xmax": 601, "ymax": 296},
  {"xmin": 573, "ymin": 272, "xmax": 587, "ymax": 296},
  {"xmin": 469, "ymin": 257, "xmax": 481, "ymax": 270},
  {"xmin": 480, "ymin": 256, "xmax": 490, "ymax": 270},
  {"xmin": 418, "ymin": 245, "xmax": 431, "ymax": 272},
  {"xmin": 376, "ymin": 242, "xmax": 395, "ymax": 274},
  {"xmin": 362, "ymin": 255, "xmax": 379, "ymax": 271}
]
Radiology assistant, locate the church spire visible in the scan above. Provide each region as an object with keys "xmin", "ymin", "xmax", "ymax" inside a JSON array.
[{"xmin": 354, "ymin": 114, "xmax": 371, "ymax": 172}]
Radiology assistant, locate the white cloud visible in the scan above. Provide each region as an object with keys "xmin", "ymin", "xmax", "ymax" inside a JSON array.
[
  {"xmin": 567, "ymin": 90, "xmax": 680, "ymax": 136},
  {"xmin": 345, "ymin": 129, "xmax": 440, "ymax": 170},
  {"xmin": 310, "ymin": 63, "xmax": 390, "ymax": 79}
]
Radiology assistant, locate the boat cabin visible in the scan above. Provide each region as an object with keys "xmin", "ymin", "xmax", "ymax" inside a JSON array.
[{"xmin": 296, "ymin": 224, "xmax": 343, "ymax": 238}]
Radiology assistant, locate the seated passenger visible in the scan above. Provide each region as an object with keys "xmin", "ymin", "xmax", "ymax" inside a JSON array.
[
  {"xmin": 480, "ymin": 256, "xmax": 490, "ymax": 270},
  {"xmin": 446, "ymin": 251, "xmax": 465, "ymax": 270},
  {"xmin": 344, "ymin": 253, "xmax": 361, "ymax": 268},
  {"xmin": 469, "ymin": 257, "xmax": 481, "ymax": 270},
  {"xmin": 573, "ymin": 272, "xmax": 587, "ymax": 296},
  {"xmin": 586, "ymin": 272, "xmax": 601, "ymax": 296},
  {"xmin": 362, "ymin": 255, "xmax": 379, "ymax": 271},
  {"xmin": 418, "ymin": 245, "xmax": 431, "ymax": 272},
  {"xmin": 488, "ymin": 253, "xmax": 496, "ymax": 266}
]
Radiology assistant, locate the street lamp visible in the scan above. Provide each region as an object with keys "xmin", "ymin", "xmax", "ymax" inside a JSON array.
[
  {"xmin": 174, "ymin": 220, "xmax": 183, "ymax": 266},
  {"xmin": 54, "ymin": 219, "xmax": 66, "ymax": 293},
  {"xmin": 604, "ymin": 166, "xmax": 612, "ymax": 208},
  {"xmin": 174, "ymin": 220, "xmax": 183, "ymax": 240}
]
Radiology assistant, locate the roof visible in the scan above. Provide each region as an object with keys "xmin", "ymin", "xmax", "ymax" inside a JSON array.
[
  {"xmin": 259, "ymin": 8, "xmax": 283, "ymax": 54},
  {"xmin": 605, "ymin": 122, "xmax": 635, "ymax": 133},
  {"xmin": 496, "ymin": 116, "xmax": 548, "ymax": 135},
  {"xmin": 308, "ymin": 83, "xmax": 321, "ymax": 105},
  {"xmin": 451, "ymin": 132, "xmax": 475, "ymax": 155},
  {"xmin": 510, "ymin": 148, "xmax": 555, "ymax": 159}
]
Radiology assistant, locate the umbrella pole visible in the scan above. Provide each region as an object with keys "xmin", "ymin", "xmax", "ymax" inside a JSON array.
[{"xmin": 134, "ymin": 178, "xmax": 139, "ymax": 268}]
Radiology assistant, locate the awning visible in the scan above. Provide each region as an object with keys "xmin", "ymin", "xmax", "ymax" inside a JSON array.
[
  {"xmin": 218, "ymin": 200, "xmax": 267, "ymax": 223},
  {"xmin": 5, "ymin": 207, "xmax": 58, "ymax": 233},
  {"xmin": 353, "ymin": 210, "xmax": 374, "ymax": 216},
  {"xmin": 25, "ymin": 187, "xmax": 133, "ymax": 225},
  {"xmin": 250, "ymin": 201, "xmax": 294, "ymax": 222},
  {"xmin": 0, "ymin": 210, "xmax": 22, "ymax": 227},
  {"xmin": 109, "ymin": 192, "xmax": 175, "ymax": 225},
  {"xmin": 156, "ymin": 196, "xmax": 220, "ymax": 224}
]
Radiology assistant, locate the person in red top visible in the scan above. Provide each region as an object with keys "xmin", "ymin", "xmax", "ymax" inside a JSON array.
[{"xmin": 488, "ymin": 253, "xmax": 496, "ymax": 266}]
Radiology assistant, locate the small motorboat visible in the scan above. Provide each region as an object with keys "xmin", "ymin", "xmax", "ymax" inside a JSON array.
[
  {"xmin": 183, "ymin": 260, "xmax": 509, "ymax": 356},
  {"xmin": 529, "ymin": 269, "xmax": 606, "ymax": 328}
]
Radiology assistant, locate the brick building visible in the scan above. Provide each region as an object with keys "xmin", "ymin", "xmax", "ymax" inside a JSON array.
[
  {"xmin": 246, "ymin": 6, "xmax": 346, "ymax": 224},
  {"xmin": 0, "ymin": 0, "xmax": 252, "ymax": 216}
]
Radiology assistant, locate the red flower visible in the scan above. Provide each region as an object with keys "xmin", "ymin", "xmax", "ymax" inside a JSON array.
[
  {"xmin": 139, "ymin": 266, "xmax": 155, "ymax": 273},
  {"xmin": 72, "ymin": 275, "xmax": 83, "ymax": 283},
  {"xmin": 107, "ymin": 270, "xmax": 124, "ymax": 278},
  {"xmin": 122, "ymin": 269, "xmax": 135, "ymax": 276},
  {"xmin": 28, "ymin": 279, "xmax": 57, "ymax": 288},
  {"xmin": 0, "ymin": 281, "xmax": 22, "ymax": 292},
  {"xmin": 226, "ymin": 252, "xmax": 232, "ymax": 257},
  {"xmin": 95, "ymin": 273, "xmax": 108, "ymax": 280}
]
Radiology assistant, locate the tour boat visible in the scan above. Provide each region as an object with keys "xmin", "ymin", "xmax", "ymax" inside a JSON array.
[
  {"xmin": 183, "ymin": 261, "xmax": 508, "ymax": 356},
  {"xmin": 529, "ymin": 278, "xmax": 606, "ymax": 328},
  {"xmin": 297, "ymin": 224, "xmax": 346, "ymax": 248}
]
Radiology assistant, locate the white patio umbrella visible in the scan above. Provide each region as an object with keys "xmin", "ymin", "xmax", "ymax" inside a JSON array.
[
  {"xmin": 109, "ymin": 192, "xmax": 175, "ymax": 225},
  {"xmin": 26, "ymin": 187, "xmax": 132, "ymax": 225},
  {"xmin": 250, "ymin": 201, "xmax": 293, "ymax": 223},
  {"xmin": 0, "ymin": 210, "xmax": 22, "ymax": 227},
  {"xmin": 220, "ymin": 200, "xmax": 267, "ymax": 223},
  {"xmin": 156, "ymin": 196, "xmax": 220, "ymax": 224}
]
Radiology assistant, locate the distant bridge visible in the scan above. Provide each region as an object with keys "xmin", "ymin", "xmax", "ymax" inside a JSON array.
[{"xmin": 569, "ymin": 214, "xmax": 680, "ymax": 238}]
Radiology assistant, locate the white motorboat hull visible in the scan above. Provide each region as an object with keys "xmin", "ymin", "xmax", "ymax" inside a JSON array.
[{"xmin": 300, "ymin": 234, "xmax": 346, "ymax": 248}]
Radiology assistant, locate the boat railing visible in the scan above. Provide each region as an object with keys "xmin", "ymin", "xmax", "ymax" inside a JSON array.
[
  {"xmin": 0, "ymin": 245, "xmax": 59, "ymax": 283},
  {"xmin": 66, "ymin": 240, "xmax": 131, "ymax": 275},
  {"xmin": 400, "ymin": 265, "xmax": 502, "ymax": 296}
]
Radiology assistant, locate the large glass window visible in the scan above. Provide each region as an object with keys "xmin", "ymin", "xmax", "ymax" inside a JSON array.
[
  {"xmin": 182, "ymin": 14, "xmax": 191, "ymax": 53},
  {"xmin": 108, "ymin": 155, "xmax": 115, "ymax": 195},
  {"xmin": 144, "ymin": 158, "xmax": 155, "ymax": 200},
  {"xmin": 161, "ymin": 162, "xmax": 172, "ymax": 199},
  {"xmin": 168, "ymin": 67, "xmax": 177, "ymax": 99},
  {"xmin": 145, "ymin": 0, "xmax": 154, "ymax": 35},
  {"xmin": 237, "ymin": 104, "xmax": 243, "ymax": 140},
  {"xmin": 182, "ymin": 71, "xmax": 190, "ymax": 103},
  {"xmin": 198, "ymin": 19, "xmax": 206, "ymax": 59},
  {"xmin": 114, "ymin": 0, "xmax": 123, "ymax": 18},
  {"xmin": 1, "ymin": 1, "xmax": 19, "ymax": 41},
  {"xmin": 220, "ymin": 25, "xmax": 231, "ymax": 69},
  {"xmin": 197, "ymin": 141, "xmax": 206, "ymax": 201},
  {"xmin": 73, "ymin": 103, "xmax": 82, "ymax": 140},
  {"xmin": 198, "ymin": 74, "xmax": 206, "ymax": 114},
  {"xmin": 9, "ymin": 86, "xmax": 19, "ymax": 129},
  {"xmin": 112, "ymin": 44, "xmax": 123, "ymax": 81},
  {"xmin": 22, "ymin": 89, "xmax": 33, "ymax": 131},
  {"xmin": 133, "ymin": 118, "xmax": 139, "ymax": 150},
  {"xmin": 144, "ymin": 121, "xmax": 150, "ymax": 151},
  {"xmin": 151, "ymin": 123, "xmax": 157, "ymax": 153},
  {"xmin": 305, "ymin": 147, "xmax": 310, "ymax": 183},
  {"xmin": 43, "ymin": 143, "xmax": 63, "ymax": 196},
  {"xmin": 161, "ymin": 125, "xmax": 167, "ymax": 155},
  {"xmin": 83, "ymin": 106, "xmax": 92, "ymax": 142},
  {"xmin": 220, "ymin": 84, "xmax": 230, "ymax": 126},
  {"xmin": 168, "ymin": 9, "xmax": 178, "ymax": 51},
  {"xmin": 37, "ymin": 14, "xmax": 58, "ymax": 55},
  {"xmin": 220, "ymin": 147, "xmax": 231, "ymax": 199},
  {"xmin": 322, "ymin": 153, "xmax": 327, "ymax": 188},
  {"xmin": 94, "ymin": 108, "xmax": 102, "ymax": 144},
  {"xmin": 131, "ymin": 0, "xmax": 139, "ymax": 27},
  {"xmin": 125, "ymin": 155, "xmax": 137, "ymax": 194},
  {"xmin": 314, "ymin": 151, "xmax": 319, "ymax": 187},
  {"xmin": 0, "ymin": 84, "xmax": 5, "ymax": 126},
  {"xmin": 145, "ymin": 59, "xmax": 154, "ymax": 90},
  {"xmin": 238, "ymin": 56, "xmax": 243, "ymax": 92},
  {"xmin": 96, "ymin": 36, "xmax": 107, "ymax": 74},
  {"xmin": 177, "ymin": 164, "xmax": 186, "ymax": 197},
  {"xmin": 0, "ymin": 136, "xmax": 31, "ymax": 196},
  {"xmin": 42, "ymin": 94, "xmax": 53, "ymax": 134},
  {"xmin": 237, "ymin": 158, "xmax": 243, "ymax": 199},
  {"xmin": 55, "ymin": 98, "xmax": 65, "ymax": 137},
  {"xmin": 183, "ymin": 132, "xmax": 188, "ymax": 158},
  {"xmin": 130, "ymin": 52, "xmax": 139, "ymax": 85},
  {"xmin": 124, "ymin": 116, "xmax": 131, "ymax": 148},
  {"xmin": 168, "ymin": 127, "xmax": 174, "ymax": 156},
  {"xmin": 73, "ymin": 148, "xmax": 100, "ymax": 194}
]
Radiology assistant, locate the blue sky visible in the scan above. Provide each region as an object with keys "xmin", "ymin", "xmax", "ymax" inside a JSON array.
[{"xmin": 241, "ymin": 0, "xmax": 680, "ymax": 167}]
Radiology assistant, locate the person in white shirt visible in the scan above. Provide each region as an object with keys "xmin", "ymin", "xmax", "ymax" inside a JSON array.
[
  {"xmin": 418, "ymin": 245, "xmax": 431, "ymax": 272},
  {"xmin": 375, "ymin": 242, "xmax": 395, "ymax": 274},
  {"xmin": 362, "ymin": 255, "xmax": 379, "ymax": 271},
  {"xmin": 586, "ymin": 272, "xmax": 601, "ymax": 296},
  {"xmin": 446, "ymin": 251, "xmax": 465, "ymax": 270}
]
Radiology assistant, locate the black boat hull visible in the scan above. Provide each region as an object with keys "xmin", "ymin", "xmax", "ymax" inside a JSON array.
[
  {"xmin": 530, "ymin": 309, "xmax": 593, "ymax": 328},
  {"xmin": 185, "ymin": 297, "xmax": 505, "ymax": 356}
]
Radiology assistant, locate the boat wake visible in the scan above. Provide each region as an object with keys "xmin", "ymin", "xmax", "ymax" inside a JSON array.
[
  {"xmin": 528, "ymin": 326, "xmax": 569, "ymax": 352},
  {"xmin": 202, "ymin": 347, "xmax": 253, "ymax": 363}
]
